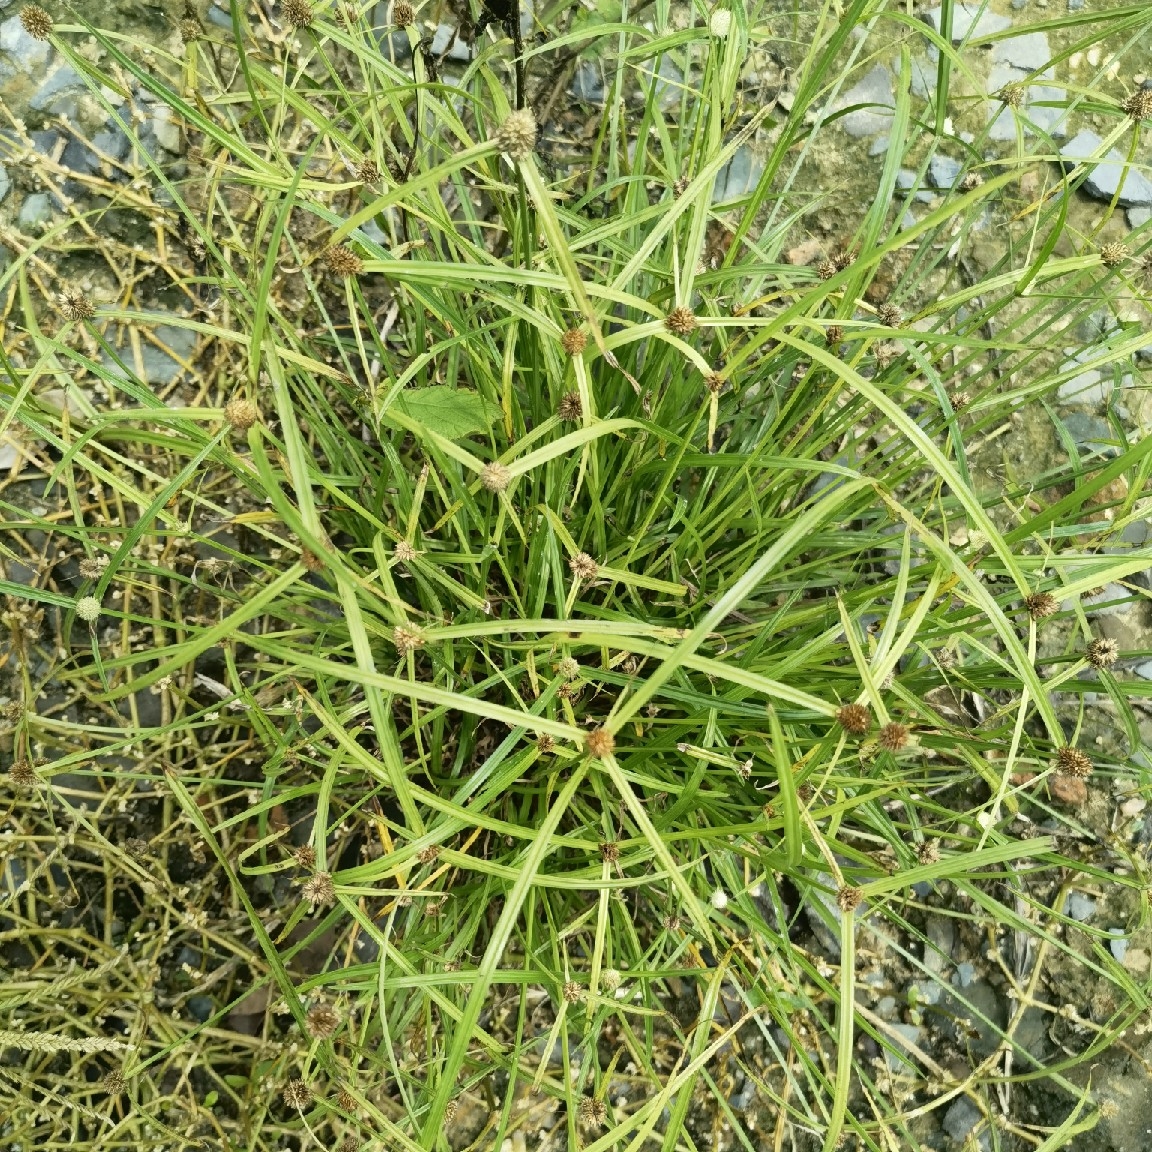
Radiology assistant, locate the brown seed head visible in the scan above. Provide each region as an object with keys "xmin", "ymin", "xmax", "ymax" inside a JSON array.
[
  {"xmin": 836, "ymin": 885, "xmax": 864, "ymax": 913},
  {"xmin": 665, "ymin": 306, "xmax": 697, "ymax": 337},
  {"xmin": 1100, "ymin": 242, "xmax": 1129, "ymax": 268},
  {"xmin": 1055, "ymin": 746, "xmax": 1093, "ymax": 779},
  {"xmin": 495, "ymin": 108, "xmax": 537, "ymax": 161},
  {"xmin": 816, "ymin": 259, "xmax": 837, "ymax": 280},
  {"xmin": 102, "ymin": 1069, "xmax": 126, "ymax": 1094},
  {"xmin": 356, "ymin": 157, "xmax": 381, "ymax": 184},
  {"xmin": 557, "ymin": 656, "xmax": 580, "ymax": 680},
  {"xmin": 672, "ymin": 177, "xmax": 689, "ymax": 198},
  {"xmin": 393, "ymin": 625, "xmax": 424, "ymax": 654},
  {"xmin": 836, "ymin": 703, "xmax": 870, "ymax": 736},
  {"xmin": 562, "ymin": 980, "xmax": 583, "ymax": 1003},
  {"xmin": 704, "ymin": 372, "xmax": 725, "ymax": 395},
  {"xmin": 417, "ymin": 844, "xmax": 441, "ymax": 865},
  {"xmin": 569, "ymin": 552, "xmax": 598, "ymax": 580},
  {"xmin": 558, "ymin": 391, "xmax": 582, "ymax": 421},
  {"xmin": 537, "ymin": 734, "xmax": 555, "ymax": 754},
  {"xmin": 825, "ymin": 324, "xmax": 844, "ymax": 348},
  {"xmin": 340, "ymin": 1138, "xmax": 359, "ymax": 1152},
  {"xmin": 876, "ymin": 302, "xmax": 902, "ymax": 327},
  {"xmin": 58, "ymin": 288, "xmax": 95, "ymax": 321},
  {"xmin": 325, "ymin": 244, "xmax": 363, "ymax": 277},
  {"xmin": 444, "ymin": 1099, "xmax": 459, "ymax": 1122},
  {"xmin": 394, "ymin": 540, "xmax": 418, "ymax": 563},
  {"xmin": 947, "ymin": 389, "xmax": 971, "ymax": 412},
  {"xmin": 561, "ymin": 328, "xmax": 587, "ymax": 356},
  {"xmin": 599, "ymin": 841, "xmax": 620, "ymax": 863},
  {"xmin": 392, "ymin": 1, "xmax": 415, "ymax": 27},
  {"xmin": 20, "ymin": 6, "xmax": 53, "ymax": 39},
  {"xmin": 8, "ymin": 759, "xmax": 38, "ymax": 787},
  {"xmin": 283, "ymin": 1077, "xmax": 312, "ymax": 1109},
  {"xmin": 832, "ymin": 248, "xmax": 855, "ymax": 271},
  {"xmin": 293, "ymin": 843, "xmax": 316, "ymax": 869},
  {"xmin": 1025, "ymin": 591, "xmax": 1059, "ymax": 621},
  {"xmin": 585, "ymin": 728, "xmax": 615, "ymax": 759},
  {"xmin": 78, "ymin": 555, "xmax": 109, "ymax": 580},
  {"xmin": 877, "ymin": 722, "xmax": 909, "ymax": 752},
  {"xmin": 224, "ymin": 397, "xmax": 259, "ymax": 431},
  {"xmin": 336, "ymin": 1087, "xmax": 357, "ymax": 1112},
  {"xmin": 1086, "ymin": 637, "xmax": 1119, "ymax": 669},
  {"xmin": 1123, "ymin": 89, "xmax": 1152, "ymax": 121},
  {"xmin": 282, "ymin": 0, "xmax": 314, "ymax": 29},
  {"xmin": 300, "ymin": 548, "xmax": 324, "ymax": 573},
  {"xmin": 179, "ymin": 17, "xmax": 201, "ymax": 42},
  {"xmin": 578, "ymin": 1096, "xmax": 608, "ymax": 1127},
  {"xmin": 306, "ymin": 1004, "xmax": 341, "ymax": 1039},
  {"xmin": 301, "ymin": 871, "xmax": 336, "ymax": 906},
  {"xmin": 999, "ymin": 81, "xmax": 1026, "ymax": 109},
  {"xmin": 960, "ymin": 171, "xmax": 984, "ymax": 191},
  {"xmin": 916, "ymin": 839, "xmax": 940, "ymax": 865},
  {"xmin": 480, "ymin": 461, "xmax": 511, "ymax": 492}
]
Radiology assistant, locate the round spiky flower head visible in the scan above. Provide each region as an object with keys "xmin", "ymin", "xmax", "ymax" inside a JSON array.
[
  {"xmin": 1122, "ymin": 88, "xmax": 1152, "ymax": 121},
  {"xmin": 602, "ymin": 967, "xmax": 622, "ymax": 991},
  {"xmin": 665, "ymin": 306, "xmax": 697, "ymax": 336},
  {"xmin": 836, "ymin": 885, "xmax": 864, "ymax": 912},
  {"xmin": 224, "ymin": 397, "xmax": 259, "ymax": 431},
  {"xmin": 836, "ymin": 703, "xmax": 870, "ymax": 736},
  {"xmin": 876, "ymin": 301, "xmax": 901, "ymax": 327},
  {"xmin": 877, "ymin": 722, "xmax": 909, "ymax": 752},
  {"xmin": 562, "ymin": 980, "xmax": 583, "ymax": 1003},
  {"xmin": 325, "ymin": 244, "xmax": 363, "ymax": 277},
  {"xmin": 58, "ymin": 288, "xmax": 94, "ymax": 321},
  {"xmin": 393, "ymin": 625, "xmax": 424, "ymax": 654},
  {"xmin": 1025, "ymin": 591, "xmax": 1059, "ymax": 621},
  {"xmin": 916, "ymin": 839, "xmax": 940, "ymax": 865},
  {"xmin": 20, "ymin": 5, "xmax": 53, "ymax": 39},
  {"xmin": 282, "ymin": 0, "xmax": 314, "ymax": 29},
  {"xmin": 599, "ymin": 840, "xmax": 620, "ymax": 863},
  {"xmin": 180, "ymin": 16, "xmax": 202, "ymax": 41},
  {"xmin": 578, "ymin": 1096, "xmax": 608, "ymax": 1128},
  {"xmin": 1086, "ymin": 637, "xmax": 1119, "ymax": 669},
  {"xmin": 585, "ymin": 727, "xmax": 615, "ymax": 759},
  {"xmin": 494, "ymin": 108, "xmax": 537, "ymax": 161},
  {"xmin": 709, "ymin": 8, "xmax": 732, "ymax": 38},
  {"xmin": 557, "ymin": 390, "xmax": 582, "ymax": 421},
  {"xmin": 561, "ymin": 327, "xmax": 587, "ymax": 356},
  {"xmin": 480, "ymin": 461, "xmax": 511, "ymax": 492},
  {"xmin": 75, "ymin": 596, "xmax": 101, "ymax": 624},
  {"xmin": 1055, "ymin": 746, "xmax": 1093, "ymax": 779},
  {"xmin": 8, "ymin": 758, "xmax": 38, "ymax": 787},
  {"xmin": 569, "ymin": 552, "xmax": 598, "ymax": 580},
  {"xmin": 998, "ymin": 81, "xmax": 1027, "ymax": 109},
  {"xmin": 558, "ymin": 656, "xmax": 580, "ymax": 680},
  {"xmin": 947, "ymin": 389, "xmax": 971, "ymax": 412},
  {"xmin": 293, "ymin": 843, "xmax": 316, "ymax": 869},
  {"xmin": 1100, "ymin": 242, "xmax": 1129, "ymax": 268},
  {"xmin": 825, "ymin": 324, "xmax": 844, "ymax": 348},
  {"xmin": 704, "ymin": 372, "xmax": 725, "ymax": 395},
  {"xmin": 301, "ymin": 870, "xmax": 336, "ymax": 906},
  {"xmin": 356, "ymin": 157, "xmax": 381, "ymax": 184},
  {"xmin": 394, "ymin": 540, "xmax": 418, "ymax": 563},
  {"xmin": 710, "ymin": 887, "xmax": 728, "ymax": 910},
  {"xmin": 283, "ymin": 1077, "xmax": 312, "ymax": 1109},
  {"xmin": 961, "ymin": 171, "xmax": 984, "ymax": 191},
  {"xmin": 393, "ymin": 0, "xmax": 415, "ymax": 26},
  {"xmin": 306, "ymin": 1003, "xmax": 341, "ymax": 1039}
]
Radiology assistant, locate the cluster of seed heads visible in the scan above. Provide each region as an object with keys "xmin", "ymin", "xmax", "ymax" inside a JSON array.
[
  {"xmin": 180, "ymin": 17, "xmax": 202, "ymax": 41},
  {"xmin": 585, "ymin": 728, "xmax": 615, "ymax": 758},
  {"xmin": 558, "ymin": 391, "xmax": 582, "ymax": 421},
  {"xmin": 393, "ymin": 1, "xmax": 415, "ymax": 28},
  {"xmin": 8, "ymin": 758, "xmax": 38, "ymax": 787},
  {"xmin": 1055, "ymin": 747, "xmax": 1093, "ymax": 779},
  {"xmin": 561, "ymin": 328, "xmax": 587, "ymax": 356},
  {"xmin": 75, "ymin": 596, "xmax": 101, "ymax": 623},
  {"xmin": 301, "ymin": 870, "xmax": 336, "ymax": 906},
  {"xmin": 917, "ymin": 840, "xmax": 940, "ymax": 865},
  {"xmin": 1025, "ymin": 591, "xmax": 1059, "ymax": 621},
  {"xmin": 1100, "ymin": 242, "xmax": 1129, "ymax": 268},
  {"xmin": 79, "ymin": 554, "xmax": 109, "ymax": 580},
  {"xmin": 999, "ymin": 81, "xmax": 1027, "ymax": 109},
  {"xmin": 1086, "ymin": 637, "xmax": 1118, "ymax": 669},
  {"xmin": 599, "ymin": 841, "xmax": 620, "ymax": 863},
  {"xmin": 293, "ymin": 843, "xmax": 316, "ymax": 869},
  {"xmin": 836, "ymin": 885, "xmax": 864, "ymax": 912},
  {"xmin": 562, "ymin": 981, "xmax": 583, "ymax": 1003},
  {"xmin": 494, "ymin": 109, "xmax": 537, "ymax": 161},
  {"xmin": 1122, "ymin": 89, "xmax": 1152, "ymax": 121},
  {"xmin": 58, "ymin": 288, "xmax": 94, "ymax": 321},
  {"xmin": 836, "ymin": 703, "xmax": 870, "ymax": 735},
  {"xmin": 480, "ymin": 461, "xmax": 511, "ymax": 492},
  {"xmin": 825, "ymin": 324, "xmax": 843, "ymax": 348},
  {"xmin": 704, "ymin": 372, "xmax": 725, "ymax": 395},
  {"xmin": 417, "ymin": 844, "xmax": 441, "ymax": 865},
  {"xmin": 356, "ymin": 158, "xmax": 381, "ymax": 184},
  {"xmin": 307, "ymin": 1004, "xmax": 341, "ymax": 1039},
  {"xmin": 665, "ymin": 306, "xmax": 697, "ymax": 336},
  {"xmin": 225, "ymin": 397, "xmax": 259, "ymax": 431},
  {"xmin": 877, "ymin": 722, "xmax": 909, "ymax": 752},
  {"xmin": 282, "ymin": 0, "xmax": 314, "ymax": 29},
  {"xmin": 569, "ymin": 552, "xmax": 598, "ymax": 580},
  {"xmin": 325, "ymin": 245, "xmax": 363, "ymax": 277},
  {"xmin": 20, "ymin": 5, "xmax": 53, "ymax": 39},
  {"xmin": 876, "ymin": 302, "xmax": 901, "ymax": 327},
  {"xmin": 578, "ymin": 1096, "xmax": 608, "ymax": 1127},
  {"xmin": 283, "ymin": 1078, "xmax": 313, "ymax": 1109},
  {"xmin": 394, "ymin": 540, "xmax": 418, "ymax": 562},
  {"xmin": 393, "ymin": 625, "xmax": 424, "ymax": 653}
]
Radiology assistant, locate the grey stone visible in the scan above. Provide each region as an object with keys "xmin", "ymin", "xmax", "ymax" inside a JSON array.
[
  {"xmin": 654, "ymin": 54, "xmax": 684, "ymax": 110},
  {"xmin": 884, "ymin": 1022, "xmax": 926, "ymax": 1072},
  {"xmin": 1128, "ymin": 206, "xmax": 1152, "ymax": 229},
  {"xmin": 1082, "ymin": 583, "xmax": 1131, "ymax": 617},
  {"xmin": 896, "ymin": 168, "xmax": 933, "ymax": 202},
  {"xmin": 91, "ymin": 125, "xmax": 131, "ymax": 164},
  {"xmin": 993, "ymin": 31, "xmax": 1050, "ymax": 73},
  {"xmin": 1060, "ymin": 130, "xmax": 1152, "ymax": 208},
  {"xmin": 1062, "ymin": 412, "xmax": 1117, "ymax": 455},
  {"xmin": 1134, "ymin": 661, "xmax": 1152, "ymax": 680},
  {"xmin": 928, "ymin": 154, "xmax": 963, "ymax": 188},
  {"xmin": 1064, "ymin": 892, "xmax": 1097, "ymax": 921},
  {"xmin": 1011, "ymin": 0, "xmax": 1028, "ymax": 9},
  {"xmin": 1108, "ymin": 929, "xmax": 1129, "ymax": 963},
  {"xmin": 1067, "ymin": 0, "xmax": 1084, "ymax": 9},
  {"xmin": 430, "ymin": 24, "xmax": 472, "ymax": 62},
  {"xmin": 101, "ymin": 323, "xmax": 198, "ymax": 386},
  {"xmin": 924, "ymin": 3, "xmax": 1011, "ymax": 41},
  {"xmin": 876, "ymin": 995, "xmax": 898, "ymax": 1019},
  {"xmin": 868, "ymin": 134, "xmax": 890, "ymax": 157},
  {"xmin": 206, "ymin": 4, "xmax": 231, "ymax": 28},
  {"xmin": 1057, "ymin": 365, "xmax": 1107, "ymax": 405},
  {"xmin": 0, "ymin": 161, "xmax": 8, "ymax": 204},
  {"xmin": 0, "ymin": 14, "xmax": 51, "ymax": 74},
  {"xmin": 148, "ymin": 105, "xmax": 182, "ymax": 154},
  {"xmin": 18, "ymin": 192, "xmax": 51, "ymax": 230},
  {"xmin": 910, "ymin": 55, "xmax": 936, "ymax": 99},
  {"xmin": 925, "ymin": 916, "xmax": 956, "ymax": 973},
  {"xmin": 714, "ymin": 145, "xmax": 764, "ymax": 203},
  {"xmin": 943, "ymin": 1097, "xmax": 984, "ymax": 1144},
  {"xmin": 570, "ymin": 60, "xmax": 605, "ymax": 104},
  {"xmin": 953, "ymin": 961, "xmax": 976, "ymax": 987},
  {"xmin": 834, "ymin": 64, "xmax": 894, "ymax": 137},
  {"xmin": 30, "ymin": 130, "xmax": 60, "ymax": 157},
  {"xmin": 61, "ymin": 138, "xmax": 97, "ymax": 176},
  {"xmin": 29, "ymin": 62, "xmax": 86, "ymax": 116}
]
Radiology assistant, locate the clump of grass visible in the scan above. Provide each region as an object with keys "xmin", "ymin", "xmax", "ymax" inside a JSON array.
[{"xmin": 2, "ymin": 2, "xmax": 1152, "ymax": 1150}]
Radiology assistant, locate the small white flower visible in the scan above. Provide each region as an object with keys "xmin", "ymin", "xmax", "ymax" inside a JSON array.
[
  {"xmin": 710, "ymin": 887, "xmax": 728, "ymax": 910},
  {"xmin": 75, "ymin": 596, "xmax": 101, "ymax": 623},
  {"xmin": 710, "ymin": 8, "xmax": 732, "ymax": 38},
  {"xmin": 602, "ymin": 968, "xmax": 622, "ymax": 992}
]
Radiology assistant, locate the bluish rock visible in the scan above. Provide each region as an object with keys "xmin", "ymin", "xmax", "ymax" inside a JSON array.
[
  {"xmin": 924, "ymin": 3, "xmax": 1010, "ymax": 41},
  {"xmin": 1064, "ymin": 892, "xmax": 1097, "ymax": 921},
  {"xmin": 18, "ymin": 192, "xmax": 51, "ymax": 230},
  {"xmin": 1061, "ymin": 130, "xmax": 1152, "ymax": 208},
  {"xmin": 0, "ymin": 161, "xmax": 8, "ymax": 204},
  {"xmin": 714, "ymin": 145, "xmax": 764, "ymax": 203},
  {"xmin": 896, "ymin": 168, "xmax": 933, "ymax": 202},
  {"xmin": 570, "ymin": 60, "xmax": 605, "ymax": 104},
  {"xmin": 61, "ymin": 138, "xmax": 97, "ymax": 176},
  {"xmin": 928, "ymin": 154, "xmax": 963, "ymax": 188},
  {"xmin": 101, "ymin": 323, "xmax": 198, "ymax": 386},
  {"xmin": 910, "ymin": 55, "xmax": 936, "ymax": 99},
  {"xmin": 943, "ymin": 1097, "xmax": 984, "ymax": 1145},
  {"xmin": 91, "ymin": 125, "xmax": 131, "ymax": 164},
  {"xmin": 993, "ymin": 31, "xmax": 1050, "ymax": 73},
  {"xmin": 187, "ymin": 995, "xmax": 214, "ymax": 1022},
  {"xmin": 834, "ymin": 64, "xmax": 894, "ymax": 137},
  {"xmin": 868, "ymin": 134, "xmax": 890, "ymax": 157},
  {"xmin": 0, "ymin": 14, "xmax": 51, "ymax": 74},
  {"xmin": 953, "ymin": 961, "xmax": 976, "ymax": 988},
  {"xmin": 1108, "ymin": 929, "xmax": 1128, "ymax": 963},
  {"xmin": 31, "ymin": 130, "xmax": 60, "ymax": 157},
  {"xmin": 1062, "ymin": 412, "xmax": 1117, "ymax": 456},
  {"xmin": 884, "ymin": 1022, "xmax": 926, "ymax": 1072},
  {"xmin": 29, "ymin": 62, "xmax": 86, "ymax": 116},
  {"xmin": 1128, "ymin": 206, "xmax": 1152, "ymax": 229},
  {"xmin": 430, "ymin": 23, "xmax": 473, "ymax": 62},
  {"xmin": 654, "ymin": 53, "xmax": 684, "ymax": 110},
  {"xmin": 1068, "ymin": 0, "xmax": 1084, "ymax": 9}
]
